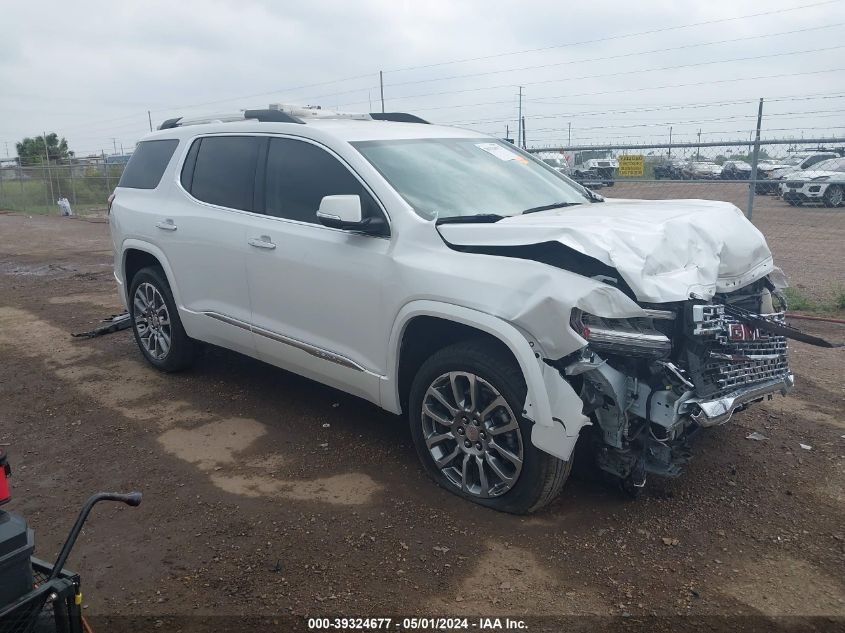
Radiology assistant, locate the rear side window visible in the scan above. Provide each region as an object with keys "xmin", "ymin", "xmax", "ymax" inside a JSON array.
[
  {"xmin": 264, "ymin": 138, "xmax": 381, "ymax": 224},
  {"xmin": 118, "ymin": 139, "xmax": 179, "ymax": 189},
  {"xmin": 189, "ymin": 136, "xmax": 260, "ymax": 211}
]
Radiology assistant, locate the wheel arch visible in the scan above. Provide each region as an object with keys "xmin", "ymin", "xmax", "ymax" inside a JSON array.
[
  {"xmin": 384, "ymin": 300, "xmax": 554, "ymax": 429},
  {"xmin": 120, "ymin": 240, "xmax": 183, "ymax": 309}
]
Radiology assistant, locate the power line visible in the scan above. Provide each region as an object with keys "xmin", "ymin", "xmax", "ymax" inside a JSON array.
[
  {"xmin": 380, "ymin": 0, "xmax": 844, "ymax": 73},
  {"xmin": 406, "ymin": 67, "xmax": 845, "ymax": 112},
  {"xmin": 445, "ymin": 99, "xmax": 845, "ymax": 126},
  {"xmin": 381, "ymin": 22, "xmax": 845, "ymax": 90},
  {"xmin": 352, "ymin": 44, "xmax": 845, "ymax": 106}
]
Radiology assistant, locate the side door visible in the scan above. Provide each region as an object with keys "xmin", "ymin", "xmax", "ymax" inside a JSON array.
[
  {"xmin": 157, "ymin": 135, "xmax": 261, "ymax": 356},
  {"xmin": 244, "ymin": 136, "xmax": 391, "ymax": 402}
]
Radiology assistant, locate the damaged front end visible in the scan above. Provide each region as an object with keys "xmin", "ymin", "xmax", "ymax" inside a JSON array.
[{"xmin": 554, "ymin": 277, "xmax": 794, "ymax": 488}]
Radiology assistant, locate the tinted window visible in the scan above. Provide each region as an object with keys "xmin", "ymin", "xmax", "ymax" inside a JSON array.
[
  {"xmin": 118, "ymin": 139, "xmax": 179, "ymax": 189},
  {"xmin": 190, "ymin": 136, "xmax": 259, "ymax": 211},
  {"xmin": 264, "ymin": 138, "xmax": 380, "ymax": 224}
]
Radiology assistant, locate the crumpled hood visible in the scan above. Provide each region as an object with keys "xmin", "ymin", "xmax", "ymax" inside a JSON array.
[{"xmin": 438, "ymin": 199, "xmax": 774, "ymax": 303}]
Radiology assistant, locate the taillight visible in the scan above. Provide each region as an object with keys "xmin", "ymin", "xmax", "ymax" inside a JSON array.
[
  {"xmin": 0, "ymin": 448, "xmax": 10, "ymax": 505},
  {"xmin": 107, "ymin": 192, "xmax": 116, "ymax": 214}
]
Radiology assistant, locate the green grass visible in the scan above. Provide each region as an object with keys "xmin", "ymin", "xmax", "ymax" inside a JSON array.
[
  {"xmin": 0, "ymin": 175, "xmax": 113, "ymax": 215},
  {"xmin": 783, "ymin": 287, "xmax": 845, "ymax": 315}
]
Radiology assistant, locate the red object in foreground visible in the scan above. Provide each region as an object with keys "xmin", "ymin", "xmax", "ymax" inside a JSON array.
[{"xmin": 0, "ymin": 448, "xmax": 10, "ymax": 505}]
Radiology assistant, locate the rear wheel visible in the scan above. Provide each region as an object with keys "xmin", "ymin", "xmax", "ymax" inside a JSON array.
[
  {"xmin": 408, "ymin": 339, "xmax": 571, "ymax": 514},
  {"xmin": 823, "ymin": 184, "xmax": 844, "ymax": 208},
  {"xmin": 129, "ymin": 266, "xmax": 196, "ymax": 372}
]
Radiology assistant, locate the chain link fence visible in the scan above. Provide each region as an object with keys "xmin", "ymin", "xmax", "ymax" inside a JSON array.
[{"xmin": 0, "ymin": 160, "xmax": 126, "ymax": 217}]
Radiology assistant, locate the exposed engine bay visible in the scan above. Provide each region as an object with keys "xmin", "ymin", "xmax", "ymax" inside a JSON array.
[{"xmin": 555, "ymin": 276, "xmax": 794, "ymax": 488}]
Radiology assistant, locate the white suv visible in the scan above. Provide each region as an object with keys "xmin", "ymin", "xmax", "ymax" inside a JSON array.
[{"xmin": 109, "ymin": 105, "xmax": 793, "ymax": 513}]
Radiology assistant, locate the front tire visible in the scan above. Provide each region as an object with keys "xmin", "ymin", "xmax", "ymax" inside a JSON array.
[
  {"xmin": 823, "ymin": 184, "xmax": 844, "ymax": 208},
  {"xmin": 128, "ymin": 266, "xmax": 196, "ymax": 372},
  {"xmin": 408, "ymin": 340, "xmax": 571, "ymax": 514}
]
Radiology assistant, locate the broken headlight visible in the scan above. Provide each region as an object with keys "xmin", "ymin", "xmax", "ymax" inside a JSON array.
[{"xmin": 570, "ymin": 309, "xmax": 672, "ymax": 359}]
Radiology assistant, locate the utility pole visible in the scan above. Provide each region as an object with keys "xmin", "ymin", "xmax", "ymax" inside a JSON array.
[
  {"xmin": 379, "ymin": 71, "xmax": 385, "ymax": 114},
  {"xmin": 111, "ymin": 138, "xmax": 118, "ymax": 155},
  {"xmin": 746, "ymin": 98, "xmax": 764, "ymax": 221},
  {"xmin": 521, "ymin": 116, "xmax": 526, "ymax": 149},
  {"xmin": 42, "ymin": 132, "xmax": 55, "ymax": 203},
  {"xmin": 668, "ymin": 126, "xmax": 673, "ymax": 157},
  {"xmin": 696, "ymin": 129, "xmax": 702, "ymax": 161},
  {"xmin": 517, "ymin": 86, "xmax": 524, "ymax": 148},
  {"xmin": 568, "ymin": 122, "xmax": 571, "ymax": 147},
  {"xmin": 148, "ymin": 110, "xmax": 153, "ymax": 132}
]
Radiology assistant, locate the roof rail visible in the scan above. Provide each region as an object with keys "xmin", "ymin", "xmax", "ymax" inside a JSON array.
[
  {"xmin": 244, "ymin": 109, "xmax": 304, "ymax": 124},
  {"xmin": 155, "ymin": 106, "xmax": 429, "ymax": 130},
  {"xmin": 370, "ymin": 112, "xmax": 429, "ymax": 124},
  {"xmin": 158, "ymin": 117, "xmax": 182, "ymax": 130}
]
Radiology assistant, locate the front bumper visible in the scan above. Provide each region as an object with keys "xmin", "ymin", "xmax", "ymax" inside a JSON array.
[
  {"xmin": 687, "ymin": 373, "xmax": 794, "ymax": 427},
  {"xmin": 780, "ymin": 182, "xmax": 828, "ymax": 201}
]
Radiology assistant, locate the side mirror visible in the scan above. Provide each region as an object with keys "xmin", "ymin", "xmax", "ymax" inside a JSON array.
[
  {"xmin": 317, "ymin": 195, "xmax": 362, "ymax": 226},
  {"xmin": 317, "ymin": 195, "xmax": 388, "ymax": 235}
]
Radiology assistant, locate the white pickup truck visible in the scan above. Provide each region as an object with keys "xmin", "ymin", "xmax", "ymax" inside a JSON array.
[{"xmin": 109, "ymin": 105, "xmax": 793, "ymax": 513}]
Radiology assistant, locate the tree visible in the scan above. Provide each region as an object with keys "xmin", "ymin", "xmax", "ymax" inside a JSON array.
[{"xmin": 16, "ymin": 133, "xmax": 74, "ymax": 165}]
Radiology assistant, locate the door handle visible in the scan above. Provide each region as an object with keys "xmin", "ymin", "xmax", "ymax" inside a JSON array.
[
  {"xmin": 248, "ymin": 236, "xmax": 276, "ymax": 250},
  {"xmin": 155, "ymin": 219, "xmax": 177, "ymax": 231}
]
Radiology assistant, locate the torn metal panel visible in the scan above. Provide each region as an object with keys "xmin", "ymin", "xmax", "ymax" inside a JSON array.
[{"xmin": 438, "ymin": 198, "xmax": 774, "ymax": 303}]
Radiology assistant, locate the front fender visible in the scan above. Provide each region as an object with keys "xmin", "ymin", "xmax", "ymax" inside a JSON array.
[{"xmin": 384, "ymin": 300, "xmax": 588, "ymax": 461}]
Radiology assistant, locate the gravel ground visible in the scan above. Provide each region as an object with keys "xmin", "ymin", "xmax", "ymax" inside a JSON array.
[{"xmin": 0, "ymin": 198, "xmax": 843, "ymax": 632}]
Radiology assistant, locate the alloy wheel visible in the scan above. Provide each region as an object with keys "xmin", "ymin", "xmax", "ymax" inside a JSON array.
[
  {"xmin": 133, "ymin": 282, "xmax": 172, "ymax": 360},
  {"xmin": 421, "ymin": 371, "xmax": 523, "ymax": 498}
]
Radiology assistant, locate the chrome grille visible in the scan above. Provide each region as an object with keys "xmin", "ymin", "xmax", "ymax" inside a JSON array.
[{"xmin": 691, "ymin": 306, "xmax": 790, "ymax": 398}]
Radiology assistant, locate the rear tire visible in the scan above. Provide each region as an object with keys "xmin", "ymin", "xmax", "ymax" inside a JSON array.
[
  {"xmin": 408, "ymin": 339, "xmax": 571, "ymax": 514},
  {"xmin": 128, "ymin": 266, "xmax": 196, "ymax": 372}
]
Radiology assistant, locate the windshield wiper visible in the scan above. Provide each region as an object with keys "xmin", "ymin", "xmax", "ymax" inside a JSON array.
[
  {"xmin": 435, "ymin": 214, "xmax": 505, "ymax": 225},
  {"xmin": 520, "ymin": 202, "xmax": 582, "ymax": 215}
]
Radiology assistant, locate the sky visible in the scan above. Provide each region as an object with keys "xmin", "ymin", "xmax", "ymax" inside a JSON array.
[{"xmin": 1, "ymin": 0, "xmax": 844, "ymax": 160}]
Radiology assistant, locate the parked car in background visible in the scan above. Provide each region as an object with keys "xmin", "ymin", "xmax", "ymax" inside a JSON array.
[
  {"xmin": 563, "ymin": 150, "xmax": 617, "ymax": 187},
  {"xmin": 720, "ymin": 160, "xmax": 752, "ymax": 180},
  {"xmin": 653, "ymin": 158, "xmax": 685, "ymax": 180},
  {"xmin": 683, "ymin": 161, "xmax": 723, "ymax": 179},
  {"xmin": 541, "ymin": 154, "xmax": 605, "ymax": 190},
  {"xmin": 779, "ymin": 157, "xmax": 845, "ymax": 207},
  {"xmin": 762, "ymin": 152, "xmax": 839, "ymax": 194}
]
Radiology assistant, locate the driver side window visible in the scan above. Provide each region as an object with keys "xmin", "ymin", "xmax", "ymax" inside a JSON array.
[{"xmin": 264, "ymin": 138, "xmax": 385, "ymax": 230}]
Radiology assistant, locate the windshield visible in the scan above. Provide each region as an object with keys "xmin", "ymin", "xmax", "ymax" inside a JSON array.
[
  {"xmin": 810, "ymin": 157, "xmax": 845, "ymax": 172},
  {"xmin": 542, "ymin": 158, "xmax": 567, "ymax": 168},
  {"xmin": 352, "ymin": 138, "xmax": 588, "ymax": 220}
]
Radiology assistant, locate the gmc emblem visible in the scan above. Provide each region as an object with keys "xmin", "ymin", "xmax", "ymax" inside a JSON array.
[{"xmin": 728, "ymin": 323, "xmax": 764, "ymax": 341}]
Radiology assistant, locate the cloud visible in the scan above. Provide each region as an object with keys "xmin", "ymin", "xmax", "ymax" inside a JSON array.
[{"xmin": 1, "ymin": 0, "xmax": 843, "ymax": 156}]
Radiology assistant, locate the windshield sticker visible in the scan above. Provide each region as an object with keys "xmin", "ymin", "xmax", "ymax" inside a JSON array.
[{"xmin": 475, "ymin": 143, "xmax": 528, "ymax": 164}]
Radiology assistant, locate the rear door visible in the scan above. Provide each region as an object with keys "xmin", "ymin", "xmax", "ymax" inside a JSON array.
[
  {"xmin": 156, "ymin": 135, "xmax": 260, "ymax": 355},
  {"xmin": 243, "ymin": 136, "xmax": 391, "ymax": 401}
]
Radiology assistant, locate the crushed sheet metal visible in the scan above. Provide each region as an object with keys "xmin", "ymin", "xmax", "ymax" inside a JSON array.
[{"xmin": 438, "ymin": 198, "xmax": 774, "ymax": 303}]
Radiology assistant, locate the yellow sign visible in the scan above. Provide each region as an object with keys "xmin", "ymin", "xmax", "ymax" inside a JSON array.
[{"xmin": 618, "ymin": 155, "xmax": 644, "ymax": 177}]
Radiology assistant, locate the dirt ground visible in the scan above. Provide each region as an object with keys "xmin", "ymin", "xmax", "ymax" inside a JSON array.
[{"xmin": 1, "ymin": 189, "xmax": 843, "ymax": 631}]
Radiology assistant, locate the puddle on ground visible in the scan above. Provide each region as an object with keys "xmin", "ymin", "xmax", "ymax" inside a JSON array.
[
  {"xmin": 428, "ymin": 541, "xmax": 608, "ymax": 615},
  {"xmin": 0, "ymin": 306, "xmax": 380, "ymax": 507}
]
